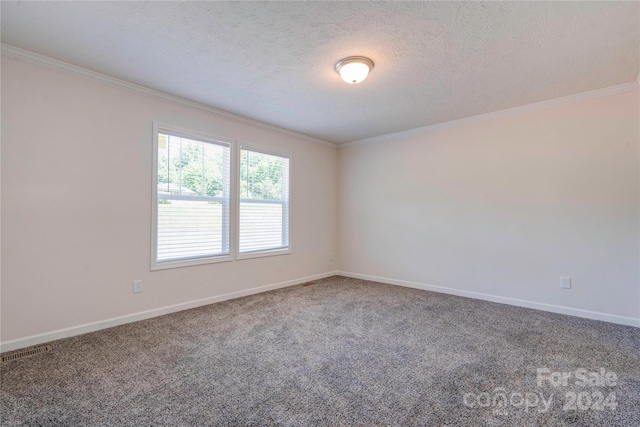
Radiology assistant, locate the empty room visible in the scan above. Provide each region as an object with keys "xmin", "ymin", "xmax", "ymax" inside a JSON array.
[{"xmin": 1, "ymin": 1, "xmax": 639, "ymax": 426}]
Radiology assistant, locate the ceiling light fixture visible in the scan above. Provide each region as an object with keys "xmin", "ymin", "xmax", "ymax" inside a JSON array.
[{"xmin": 335, "ymin": 56, "xmax": 374, "ymax": 84}]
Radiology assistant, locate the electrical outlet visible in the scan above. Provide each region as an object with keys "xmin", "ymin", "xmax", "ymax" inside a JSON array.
[
  {"xmin": 560, "ymin": 277, "xmax": 571, "ymax": 289},
  {"xmin": 329, "ymin": 252, "xmax": 334, "ymax": 262},
  {"xmin": 133, "ymin": 280, "xmax": 142, "ymax": 293}
]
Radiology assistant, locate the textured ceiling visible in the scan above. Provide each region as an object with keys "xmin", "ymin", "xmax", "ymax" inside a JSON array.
[{"xmin": 2, "ymin": 1, "xmax": 638, "ymax": 144}]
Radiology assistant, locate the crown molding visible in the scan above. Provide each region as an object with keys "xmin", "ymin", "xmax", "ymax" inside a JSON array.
[
  {"xmin": 1, "ymin": 44, "xmax": 337, "ymax": 149},
  {"xmin": 341, "ymin": 80, "xmax": 640, "ymax": 148}
]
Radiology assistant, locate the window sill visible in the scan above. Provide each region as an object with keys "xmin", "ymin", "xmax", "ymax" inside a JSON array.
[
  {"xmin": 236, "ymin": 248, "xmax": 291, "ymax": 261},
  {"xmin": 151, "ymin": 254, "xmax": 232, "ymax": 271}
]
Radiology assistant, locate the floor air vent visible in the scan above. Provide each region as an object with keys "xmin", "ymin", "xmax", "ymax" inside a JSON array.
[
  {"xmin": 303, "ymin": 281, "xmax": 317, "ymax": 286},
  {"xmin": 1, "ymin": 345, "xmax": 52, "ymax": 363}
]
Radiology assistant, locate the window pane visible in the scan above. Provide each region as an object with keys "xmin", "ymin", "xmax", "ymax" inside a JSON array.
[
  {"xmin": 202, "ymin": 143, "xmax": 225, "ymax": 198},
  {"xmin": 158, "ymin": 134, "xmax": 226, "ymax": 198},
  {"xmin": 239, "ymin": 148, "xmax": 290, "ymax": 254},
  {"xmin": 157, "ymin": 200, "xmax": 223, "ymax": 261},
  {"xmin": 239, "ymin": 202, "xmax": 285, "ymax": 253},
  {"xmin": 156, "ymin": 131, "xmax": 230, "ymax": 263}
]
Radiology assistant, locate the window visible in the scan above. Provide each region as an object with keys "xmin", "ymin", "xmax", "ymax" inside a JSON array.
[
  {"xmin": 152, "ymin": 126, "xmax": 231, "ymax": 269},
  {"xmin": 238, "ymin": 146, "xmax": 290, "ymax": 256},
  {"xmin": 151, "ymin": 124, "xmax": 291, "ymax": 269}
]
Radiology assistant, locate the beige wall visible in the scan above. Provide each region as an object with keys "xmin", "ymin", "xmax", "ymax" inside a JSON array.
[
  {"xmin": 1, "ymin": 56, "xmax": 338, "ymax": 344},
  {"xmin": 339, "ymin": 89, "xmax": 640, "ymax": 321}
]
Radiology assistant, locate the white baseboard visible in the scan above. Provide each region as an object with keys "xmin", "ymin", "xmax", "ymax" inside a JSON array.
[
  {"xmin": 336, "ymin": 271, "xmax": 640, "ymax": 328},
  {"xmin": 0, "ymin": 271, "xmax": 339, "ymax": 353},
  {"xmin": 3, "ymin": 270, "xmax": 635, "ymax": 353}
]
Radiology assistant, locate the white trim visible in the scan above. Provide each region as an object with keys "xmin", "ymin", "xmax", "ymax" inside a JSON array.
[
  {"xmin": 236, "ymin": 142, "xmax": 293, "ymax": 164},
  {"xmin": 155, "ymin": 125, "xmax": 235, "ymax": 148},
  {"xmin": 0, "ymin": 271, "xmax": 339, "ymax": 354},
  {"xmin": 0, "ymin": 43, "xmax": 337, "ymax": 149},
  {"xmin": 336, "ymin": 271, "xmax": 640, "ymax": 328},
  {"xmin": 341, "ymin": 81, "xmax": 640, "ymax": 148},
  {"xmin": 236, "ymin": 249, "xmax": 292, "ymax": 261},
  {"xmin": 150, "ymin": 255, "xmax": 233, "ymax": 271}
]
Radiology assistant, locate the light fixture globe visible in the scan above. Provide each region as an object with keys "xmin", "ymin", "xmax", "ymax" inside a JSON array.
[{"xmin": 335, "ymin": 56, "xmax": 374, "ymax": 84}]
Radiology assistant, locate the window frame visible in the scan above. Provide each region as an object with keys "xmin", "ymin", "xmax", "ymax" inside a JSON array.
[
  {"xmin": 235, "ymin": 142, "xmax": 292, "ymax": 261},
  {"xmin": 151, "ymin": 122, "xmax": 236, "ymax": 271}
]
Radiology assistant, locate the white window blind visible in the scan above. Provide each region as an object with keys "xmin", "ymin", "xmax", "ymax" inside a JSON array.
[
  {"xmin": 239, "ymin": 147, "xmax": 290, "ymax": 254},
  {"xmin": 155, "ymin": 131, "xmax": 230, "ymax": 264}
]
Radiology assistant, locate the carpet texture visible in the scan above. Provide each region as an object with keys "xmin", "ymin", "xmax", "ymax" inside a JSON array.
[{"xmin": 1, "ymin": 276, "xmax": 639, "ymax": 426}]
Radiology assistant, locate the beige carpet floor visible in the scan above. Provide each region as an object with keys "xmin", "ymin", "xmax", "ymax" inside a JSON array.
[{"xmin": 1, "ymin": 276, "xmax": 639, "ymax": 426}]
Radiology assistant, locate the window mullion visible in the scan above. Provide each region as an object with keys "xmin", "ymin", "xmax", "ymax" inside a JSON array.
[
  {"xmin": 178, "ymin": 137, "xmax": 183, "ymax": 195},
  {"xmin": 222, "ymin": 146, "xmax": 230, "ymax": 254}
]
